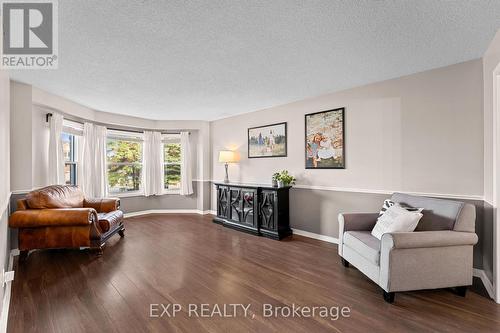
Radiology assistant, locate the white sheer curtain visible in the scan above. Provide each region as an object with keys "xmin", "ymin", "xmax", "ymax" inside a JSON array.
[
  {"xmin": 180, "ymin": 131, "xmax": 193, "ymax": 195},
  {"xmin": 48, "ymin": 113, "xmax": 65, "ymax": 185},
  {"xmin": 143, "ymin": 131, "xmax": 164, "ymax": 196},
  {"xmin": 81, "ymin": 123, "xmax": 108, "ymax": 197}
]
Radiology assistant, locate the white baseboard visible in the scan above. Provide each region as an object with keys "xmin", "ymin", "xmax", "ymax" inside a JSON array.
[
  {"xmin": 292, "ymin": 228, "xmax": 339, "ymax": 244},
  {"xmin": 473, "ymin": 268, "xmax": 496, "ymax": 301},
  {"xmin": 124, "ymin": 209, "xmax": 215, "ymax": 218},
  {"xmin": 0, "ymin": 249, "xmax": 19, "ymax": 333}
]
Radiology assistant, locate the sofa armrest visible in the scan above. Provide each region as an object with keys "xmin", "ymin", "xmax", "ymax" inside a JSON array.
[
  {"xmin": 338, "ymin": 212, "xmax": 379, "ymax": 256},
  {"xmin": 379, "ymin": 230, "xmax": 477, "ymax": 292},
  {"xmin": 9, "ymin": 208, "xmax": 98, "ymax": 228},
  {"xmin": 381, "ymin": 231, "xmax": 478, "ymax": 249},
  {"xmin": 83, "ymin": 198, "xmax": 120, "ymax": 213}
]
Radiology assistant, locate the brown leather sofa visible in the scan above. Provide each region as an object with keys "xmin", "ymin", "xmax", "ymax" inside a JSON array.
[{"xmin": 9, "ymin": 185, "xmax": 125, "ymax": 259}]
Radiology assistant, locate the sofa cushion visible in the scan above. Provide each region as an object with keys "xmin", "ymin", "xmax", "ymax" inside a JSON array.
[
  {"xmin": 98, "ymin": 211, "xmax": 123, "ymax": 233},
  {"xmin": 391, "ymin": 193, "xmax": 464, "ymax": 231},
  {"xmin": 343, "ymin": 231, "xmax": 381, "ymax": 266},
  {"xmin": 26, "ymin": 185, "xmax": 84, "ymax": 209}
]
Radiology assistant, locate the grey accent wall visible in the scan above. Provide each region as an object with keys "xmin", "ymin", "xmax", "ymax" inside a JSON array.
[
  {"xmin": 290, "ymin": 188, "xmax": 387, "ymax": 237},
  {"xmin": 202, "ymin": 181, "xmax": 212, "ymax": 211},
  {"xmin": 119, "ymin": 184, "xmax": 199, "ymax": 213},
  {"xmin": 119, "ymin": 181, "xmax": 213, "ymax": 213}
]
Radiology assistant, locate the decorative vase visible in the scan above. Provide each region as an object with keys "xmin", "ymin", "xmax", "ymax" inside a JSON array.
[
  {"xmin": 272, "ymin": 179, "xmax": 278, "ymax": 187},
  {"xmin": 277, "ymin": 180, "xmax": 284, "ymax": 187}
]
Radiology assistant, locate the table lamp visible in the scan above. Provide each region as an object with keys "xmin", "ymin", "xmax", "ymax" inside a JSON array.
[{"xmin": 218, "ymin": 150, "xmax": 238, "ymax": 183}]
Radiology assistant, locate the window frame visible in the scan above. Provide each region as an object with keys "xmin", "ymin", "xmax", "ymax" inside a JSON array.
[
  {"xmin": 162, "ymin": 134, "xmax": 182, "ymax": 194},
  {"xmin": 62, "ymin": 132, "xmax": 78, "ymax": 186},
  {"xmin": 106, "ymin": 131, "xmax": 145, "ymax": 197}
]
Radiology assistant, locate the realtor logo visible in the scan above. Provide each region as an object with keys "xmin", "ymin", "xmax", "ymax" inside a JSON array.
[{"xmin": 1, "ymin": 0, "xmax": 58, "ymax": 69}]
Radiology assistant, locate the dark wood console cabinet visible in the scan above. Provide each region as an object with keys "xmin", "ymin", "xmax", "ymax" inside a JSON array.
[{"xmin": 213, "ymin": 183, "xmax": 292, "ymax": 240}]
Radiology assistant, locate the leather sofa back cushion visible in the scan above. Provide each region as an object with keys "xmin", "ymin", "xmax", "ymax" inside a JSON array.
[
  {"xmin": 391, "ymin": 192, "xmax": 464, "ymax": 231},
  {"xmin": 26, "ymin": 185, "xmax": 84, "ymax": 209}
]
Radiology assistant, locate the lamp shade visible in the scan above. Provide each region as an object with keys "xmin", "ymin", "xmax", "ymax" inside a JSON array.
[{"xmin": 218, "ymin": 150, "xmax": 238, "ymax": 163}]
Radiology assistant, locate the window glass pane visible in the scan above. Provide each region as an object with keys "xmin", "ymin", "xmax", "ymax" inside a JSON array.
[
  {"xmin": 107, "ymin": 137, "xmax": 143, "ymax": 193},
  {"xmin": 62, "ymin": 133, "xmax": 73, "ymax": 162},
  {"xmin": 107, "ymin": 139, "xmax": 142, "ymax": 163},
  {"xmin": 64, "ymin": 164, "xmax": 72, "ymax": 184},
  {"xmin": 107, "ymin": 164, "xmax": 143, "ymax": 193},
  {"xmin": 164, "ymin": 143, "xmax": 181, "ymax": 163},
  {"xmin": 165, "ymin": 164, "xmax": 181, "ymax": 189}
]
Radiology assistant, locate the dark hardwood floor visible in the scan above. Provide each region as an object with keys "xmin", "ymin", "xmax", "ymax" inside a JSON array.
[{"xmin": 8, "ymin": 214, "xmax": 500, "ymax": 332}]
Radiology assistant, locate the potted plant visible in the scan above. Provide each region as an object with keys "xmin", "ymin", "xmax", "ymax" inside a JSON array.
[
  {"xmin": 272, "ymin": 172, "xmax": 280, "ymax": 187},
  {"xmin": 275, "ymin": 170, "xmax": 296, "ymax": 187}
]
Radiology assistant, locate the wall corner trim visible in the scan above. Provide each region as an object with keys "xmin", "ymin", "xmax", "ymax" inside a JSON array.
[
  {"xmin": 0, "ymin": 249, "xmax": 19, "ymax": 333},
  {"xmin": 473, "ymin": 268, "xmax": 496, "ymax": 301}
]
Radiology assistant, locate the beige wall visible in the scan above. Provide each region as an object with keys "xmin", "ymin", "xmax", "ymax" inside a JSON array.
[
  {"xmin": 0, "ymin": 69, "xmax": 10, "ymax": 319},
  {"xmin": 211, "ymin": 59, "xmax": 484, "ymax": 204},
  {"xmin": 10, "ymin": 82, "xmax": 32, "ymax": 191}
]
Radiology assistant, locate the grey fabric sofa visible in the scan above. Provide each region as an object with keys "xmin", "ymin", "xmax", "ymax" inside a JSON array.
[{"xmin": 338, "ymin": 193, "xmax": 478, "ymax": 303}]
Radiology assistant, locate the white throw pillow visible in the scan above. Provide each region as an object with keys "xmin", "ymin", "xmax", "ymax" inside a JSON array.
[{"xmin": 371, "ymin": 204, "xmax": 423, "ymax": 240}]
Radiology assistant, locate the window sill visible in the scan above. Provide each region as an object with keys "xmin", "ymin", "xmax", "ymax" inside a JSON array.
[
  {"xmin": 163, "ymin": 190, "xmax": 180, "ymax": 195},
  {"xmin": 112, "ymin": 191, "xmax": 144, "ymax": 198},
  {"xmin": 110, "ymin": 191, "xmax": 181, "ymax": 198}
]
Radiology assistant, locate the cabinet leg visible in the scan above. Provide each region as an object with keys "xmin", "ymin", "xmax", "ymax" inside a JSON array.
[{"xmin": 91, "ymin": 246, "xmax": 104, "ymax": 256}]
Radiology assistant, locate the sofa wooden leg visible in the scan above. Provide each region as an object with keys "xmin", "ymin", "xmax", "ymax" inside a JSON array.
[
  {"xmin": 118, "ymin": 228, "xmax": 125, "ymax": 238},
  {"xmin": 383, "ymin": 291, "xmax": 395, "ymax": 303},
  {"xmin": 19, "ymin": 250, "xmax": 29, "ymax": 262},
  {"xmin": 341, "ymin": 258, "xmax": 350, "ymax": 267},
  {"xmin": 455, "ymin": 286, "xmax": 467, "ymax": 297},
  {"xmin": 91, "ymin": 246, "xmax": 104, "ymax": 256}
]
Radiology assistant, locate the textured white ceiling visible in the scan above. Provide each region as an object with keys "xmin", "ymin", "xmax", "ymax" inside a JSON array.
[{"xmin": 9, "ymin": 0, "xmax": 500, "ymax": 120}]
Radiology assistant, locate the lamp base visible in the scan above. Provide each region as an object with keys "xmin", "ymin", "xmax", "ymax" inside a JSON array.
[{"xmin": 224, "ymin": 163, "xmax": 229, "ymax": 183}]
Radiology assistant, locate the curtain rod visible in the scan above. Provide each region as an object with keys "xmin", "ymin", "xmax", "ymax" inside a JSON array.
[{"xmin": 46, "ymin": 112, "xmax": 190, "ymax": 134}]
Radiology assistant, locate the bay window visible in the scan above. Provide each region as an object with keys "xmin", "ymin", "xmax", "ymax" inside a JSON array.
[
  {"xmin": 106, "ymin": 131, "xmax": 144, "ymax": 194},
  {"xmin": 60, "ymin": 124, "xmax": 187, "ymax": 196}
]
